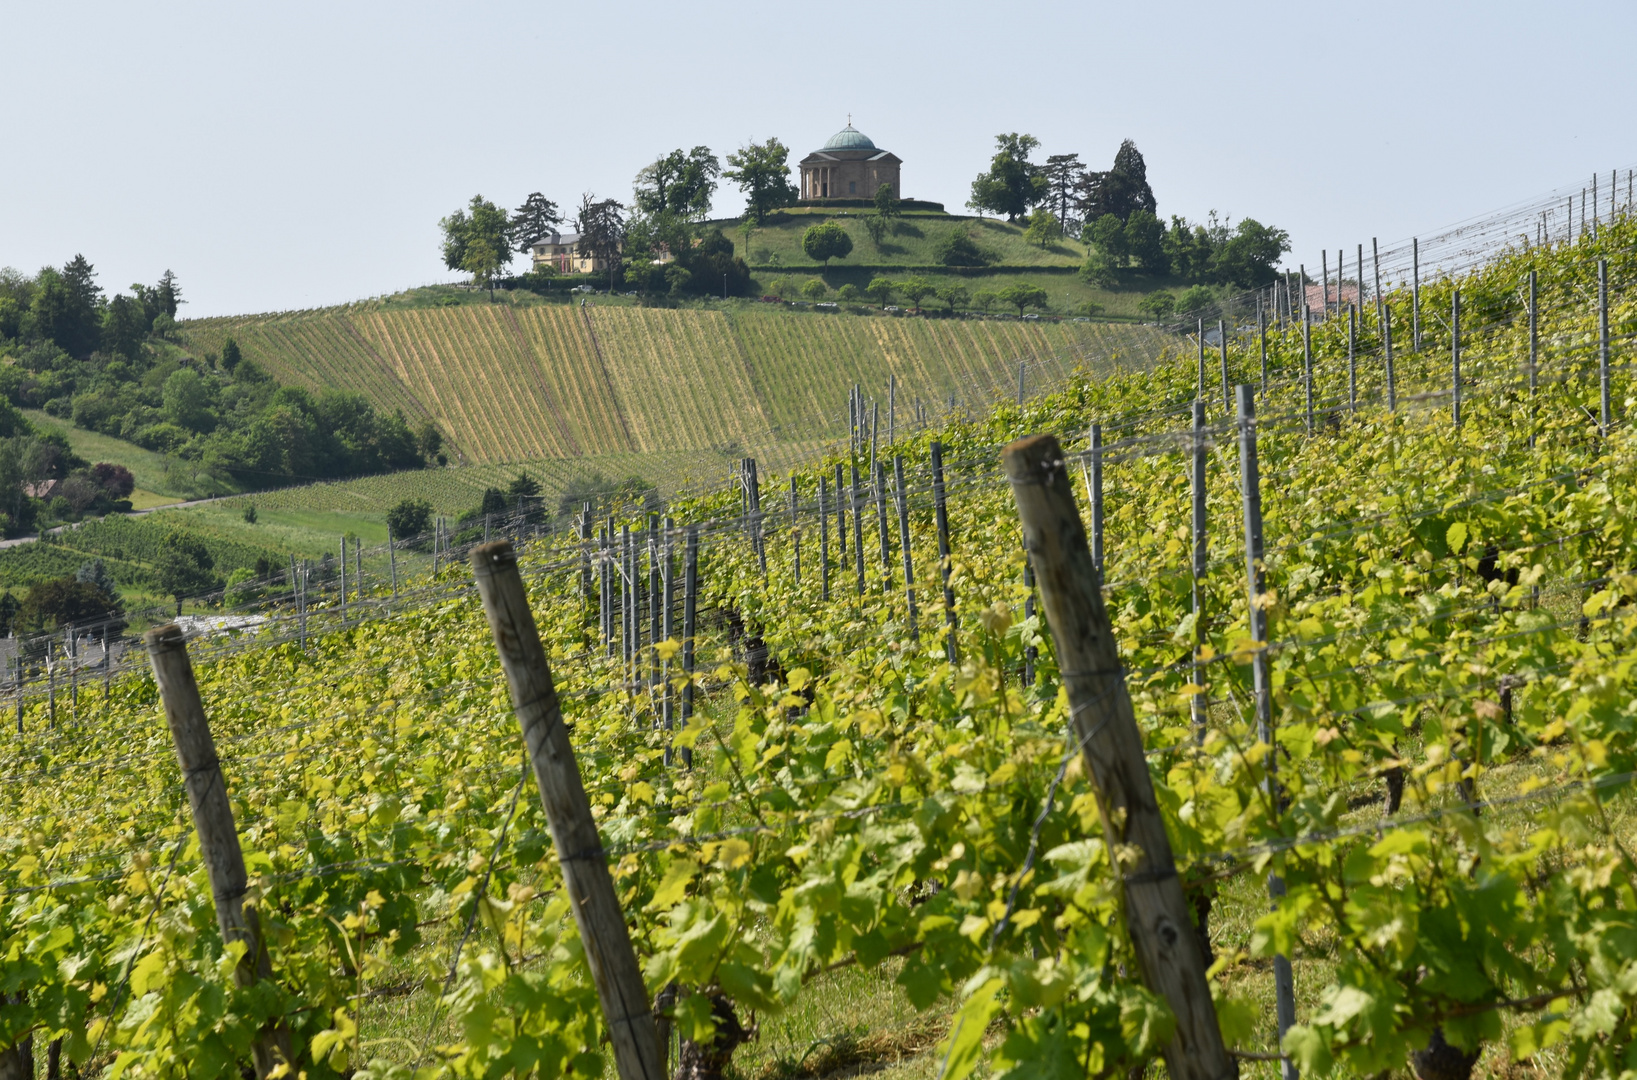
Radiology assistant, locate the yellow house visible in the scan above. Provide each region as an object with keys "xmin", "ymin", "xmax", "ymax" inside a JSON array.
[{"xmin": 529, "ymin": 230, "xmax": 618, "ymax": 274}]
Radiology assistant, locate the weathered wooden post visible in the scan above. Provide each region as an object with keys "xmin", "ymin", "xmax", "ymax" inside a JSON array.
[
  {"xmin": 892, "ymin": 455, "xmax": 918, "ymax": 641},
  {"xmin": 1001, "ymin": 435, "xmax": 1233, "ymax": 1080},
  {"xmin": 470, "ymin": 543, "xmax": 666, "ymax": 1080},
  {"xmin": 1236, "ymin": 386, "xmax": 1297, "ymax": 1079},
  {"xmin": 146, "ymin": 624, "xmax": 292, "ymax": 1078},
  {"xmin": 930, "ymin": 441, "xmax": 956, "ymax": 663}
]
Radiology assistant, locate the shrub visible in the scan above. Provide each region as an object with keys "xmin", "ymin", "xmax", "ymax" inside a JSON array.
[
  {"xmin": 935, "ymin": 228, "xmax": 994, "ymax": 267},
  {"xmin": 836, "ymin": 284, "xmax": 860, "ymax": 302},
  {"xmin": 801, "ymin": 279, "xmax": 828, "ymax": 301},
  {"xmin": 386, "ymin": 498, "xmax": 433, "ymax": 545},
  {"xmin": 1137, "ymin": 292, "xmax": 1177, "ymax": 319},
  {"xmin": 1176, "ymin": 284, "xmax": 1216, "ymax": 314}
]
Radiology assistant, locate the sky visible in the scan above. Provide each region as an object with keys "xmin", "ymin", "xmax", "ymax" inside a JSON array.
[{"xmin": 3, "ymin": 0, "xmax": 1634, "ymax": 318}]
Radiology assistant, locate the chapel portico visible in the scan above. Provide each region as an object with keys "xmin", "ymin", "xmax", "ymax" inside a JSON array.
[{"xmin": 798, "ymin": 120, "xmax": 901, "ymax": 202}]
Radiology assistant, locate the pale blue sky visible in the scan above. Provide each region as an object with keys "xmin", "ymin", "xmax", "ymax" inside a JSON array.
[{"xmin": 3, "ymin": 0, "xmax": 1632, "ymax": 316}]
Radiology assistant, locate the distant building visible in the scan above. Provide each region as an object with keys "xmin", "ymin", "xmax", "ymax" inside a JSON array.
[
  {"xmin": 529, "ymin": 230, "xmax": 623, "ymax": 274},
  {"xmin": 799, "ymin": 121, "xmax": 901, "ymax": 202}
]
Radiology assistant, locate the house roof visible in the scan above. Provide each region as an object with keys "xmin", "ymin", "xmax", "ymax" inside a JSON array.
[{"xmin": 529, "ymin": 231, "xmax": 582, "ymax": 251}]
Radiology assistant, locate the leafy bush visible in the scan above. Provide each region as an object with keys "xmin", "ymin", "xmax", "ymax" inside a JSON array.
[{"xmin": 935, "ymin": 228, "xmax": 995, "ymax": 268}]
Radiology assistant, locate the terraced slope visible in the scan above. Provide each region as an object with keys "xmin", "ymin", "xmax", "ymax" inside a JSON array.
[{"xmin": 184, "ymin": 304, "xmax": 1168, "ymax": 464}]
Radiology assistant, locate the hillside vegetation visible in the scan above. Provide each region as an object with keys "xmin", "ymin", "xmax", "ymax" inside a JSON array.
[{"xmin": 184, "ymin": 304, "xmax": 1169, "ymax": 465}]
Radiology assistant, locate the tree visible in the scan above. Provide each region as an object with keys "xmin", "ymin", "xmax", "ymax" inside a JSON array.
[
  {"xmin": 101, "ymin": 294, "xmax": 147, "ymax": 359},
  {"xmin": 1023, "ymin": 207, "xmax": 1063, "ymax": 248},
  {"xmin": 415, "ymin": 417, "xmax": 445, "ymax": 464},
  {"xmin": 1163, "ymin": 215, "xmax": 1211, "ymax": 282},
  {"xmin": 862, "ymin": 214, "xmax": 888, "ymax": 248},
  {"xmin": 836, "ymin": 284, "xmax": 860, "ymax": 303},
  {"xmin": 934, "ymin": 228, "xmax": 994, "ymax": 267},
  {"xmin": 163, "ymin": 368, "xmax": 214, "ymax": 433},
  {"xmin": 18, "ymin": 577, "xmax": 125, "ymax": 639},
  {"xmin": 386, "ymin": 498, "xmax": 433, "ymax": 545},
  {"xmin": 508, "ymin": 472, "xmax": 541, "ymax": 503},
  {"xmin": 801, "ymin": 279, "xmax": 828, "ymax": 300},
  {"xmin": 575, "ymin": 194, "xmax": 628, "ymax": 293},
  {"xmin": 1212, "ymin": 218, "xmax": 1290, "ymax": 288},
  {"xmin": 873, "ymin": 183, "xmax": 900, "ymax": 218},
  {"xmin": 511, "ymin": 192, "xmax": 564, "ymax": 252},
  {"xmin": 865, "ymin": 277, "xmax": 898, "ymax": 307},
  {"xmin": 155, "ymin": 531, "xmax": 217, "ymax": 615},
  {"xmin": 31, "ymin": 258, "xmax": 102, "ymax": 358},
  {"xmin": 996, "ymin": 282, "xmax": 1050, "ymax": 316},
  {"xmin": 724, "ymin": 138, "xmax": 798, "ymax": 225},
  {"xmin": 1124, "ymin": 209, "xmax": 1168, "ymax": 274},
  {"xmin": 440, "ymin": 195, "xmax": 513, "ymax": 293},
  {"xmin": 1177, "ymin": 284, "xmax": 1216, "ymax": 314},
  {"xmin": 634, "ymin": 147, "xmax": 720, "ymax": 220},
  {"xmin": 1076, "ymin": 139, "xmax": 1158, "ymax": 224},
  {"xmin": 898, "ymin": 277, "xmax": 936, "ymax": 310},
  {"xmin": 1042, "ymin": 154, "xmax": 1084, "ymax": 232},
  {"xmin": 1137, "ymin": 292, "xmax": 1177, "ymax": 319},
  {"xmin": 479, "ymin": 487, "xmax": 507, "ymax": 518},
  {"xmin": 801, "ymin": 222, "xmax": 853, "ymax": 267},
  {"xmin": 90, "ymin": 462, "xmax": 134, "ymax": 499},
  {"xmin": 666, "ymin": 265, "xmax": 693, "ymax": 296},
  {"xmin": 967, "ymin": 133, "xmax": 1048, "ymax": 222},
  {"xmin": 936, "ymin": 283, "xmax": 970, "ymax": 312},
  {"xmin": 221, "ymin": 337, "xmax": 243, "ymax": 373},
  {"xmin": 972, "ymin": 290, "xmax": 997, "ymax": 313}
]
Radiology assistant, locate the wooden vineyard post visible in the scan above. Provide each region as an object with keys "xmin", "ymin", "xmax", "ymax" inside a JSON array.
[
  {"xmin": 1021, "ymin": 553, "xmax": 1035, "ymax": 686},
  {"xmin": 1528, "ymin": 270, "xmax": 1539, "ymax": 447},
  {"xmin": 1600, "ymin": 258, "xmax": 1611, "ymax": 437},
  {"xmin": 892, "ymin": 455, "xmax": 918, "ymax": 642},
  {"xmin": 930, "ymin": 441, "xmax": 956, "ymax": 663},
  {"xmin": 1000, "ymin": 435, "xmax": 1234, "ymax": 1080},
  {"xmin": 1196, "ymin": 319, "xmax": 1205, "ymax": 400},
  {"xmin": 1302, "ymin": 307, "xmax": 1314, "ymax": 435},
  {"xmin": 1087, "ymin": 423, "xmax": 1104, "ymax": 577},
  {"xmin": 874, "ymin": 461, "xmax": 891, "ymax": 582},
  {"xmin": 1384, "ymin": 301, "xmax": 1397, "ymax": 412},
  {"xmin": 1412, "ymin": 237, "xmax": 1421, "ymax": 351},
  {"xmin": 580, "ymin": 504, "xmax": 593, "ymax": 612},
  {"xmin": 680, "ymin": 527, "xmax": 698, "ymax": 769},
  {"xmin": 1190, "ymin": 402, "xmax": 1208, "ymax": 744},
  {"xmin": 850, "ymin": 464, "xmax": 865, "ymax": 597},
  {"xmin": 1237, "ymin": 387, "xmax": 1298, "ymax": 1079},
  {"xmin": 1347, "ymin": 306, "xmax": 1357, "ymax": 414},
  {"xmin": 1258, "ymin": 296, "xmax": 1268, "ymax": 395},
  {"xmin": 1017, "ymin": 359, "xmax": 1025, "ymax": 405},
  {"xmin": 833, "ymin": 464, "xmax": 847, "ymax": 567},
  {"xmin": 145, "ymin": 624, "xmax": 292, "ymax": 1078},
  {"xmin": 470, "ymin": 543, "xmax": 667, "ymax": 1080},
  {"xmin": 789, "ymin": 477, "xmax": 801, "ymax": 587},
  {"xmin": 818, "ymin": 475, "xmax": 831, "ymax": 602},
  {"xmin": 1218, "ymin": 318, "xmax": 1230, "ymax": 413},
  {"xmin": 1321, "ymin": 249, "xmax": 1331, "ymax": 318},
  {"xmin": 1452, "ymin": 289, "xmax": 1463, "ymax": 429},
  {"xmin": 339, "ymin": 535, "xmax": 347, "ymax": 624},
  {"xmin": 355, "ymin": 535, "xmax": 363, "ymax": 599},
  {"xmin": 661, "ymin": 517, "xmax": 676, "ymax": 766},
  {"xmin": 1372, "ymin": 237, "xmax": 1383, "ymax": 331},
  {"xmin": 649, "ymin": 514, "xmax": 661, "ymax": 708},
  {"xmin": 388, "ymin": 526, "xmax": 398, "ymax": 600}
]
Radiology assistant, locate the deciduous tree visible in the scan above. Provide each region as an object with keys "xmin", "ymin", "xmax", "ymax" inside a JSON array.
[
  {"xmin": 724, "ymin": 138, "xmax": 798, "ymax": 225},
  {"xmin": 440, "ymin": 195, "xmax": 513, "ymax": 293},
  {"xmin": 898, "ymin": 276, "xmax": 936, "ymax": 309},
  {"xmin": 996, "ymin": 282, "xmax": 1050, "ymax": 316},
  {"xmin": 801, "ymin": 222, "xmax": 853, "ymax": 267},
  {"xmin": 865, "ymin": 277, "xmax": 898, "ymax": 306},
  {"xmin": 635, "ymin": 147, "xmax": 720, "ymax": 220},
  {"xmin": 156, "ymin": 530, "xmax": 217, "ymax": 615},
  {"xmin": 967, "ymin": 133, "xmax": 1048, "ymax": 222}
]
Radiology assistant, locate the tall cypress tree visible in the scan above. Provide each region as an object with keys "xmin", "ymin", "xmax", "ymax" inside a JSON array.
[{"xmin": 1076, "ymin": 140, "xmax": 1158, "ymax": 224}]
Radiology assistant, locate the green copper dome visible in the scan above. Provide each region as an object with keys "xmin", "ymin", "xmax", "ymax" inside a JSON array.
[{"xmin": 822, "ymin": 124, "xmax": 876, "ymax": 151}]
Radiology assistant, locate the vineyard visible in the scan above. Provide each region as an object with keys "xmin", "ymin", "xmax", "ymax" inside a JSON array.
[
  {"xmin": 6, "ymin": 202, "xmax": 1637, "ymax": 1080},
  {"xmin": 182, "ymin": 305, "xmax": 1168, "ymax": 466}
]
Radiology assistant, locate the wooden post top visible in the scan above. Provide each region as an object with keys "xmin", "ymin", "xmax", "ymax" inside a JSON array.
[
  {"xmin": 1002, "ymin": 434, "xmax": 1069, "ymax": 486},
  {"xmin": 145, "ymin": 624, "xmax": 187, "ymax": 653},
  {"xmin": 472, "ymin": 540, "xmax": 518, "ymax": 577}
]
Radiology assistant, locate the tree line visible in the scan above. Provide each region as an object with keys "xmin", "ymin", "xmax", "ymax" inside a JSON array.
[
  {"xmin": 0, "ymin": 259, "xmax": 446, "ymax": 527},
  {"xmin": 968, "ymin": 136, "xmax": 1291, "ymax": 301}
]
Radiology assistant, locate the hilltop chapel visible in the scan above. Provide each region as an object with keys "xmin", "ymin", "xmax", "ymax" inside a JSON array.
[{"xmin": 799, "ymin": 119, "xmax": 901, "ymax": 201}]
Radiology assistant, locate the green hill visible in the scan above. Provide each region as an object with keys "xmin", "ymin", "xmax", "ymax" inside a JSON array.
[{"xmin": 183, "ymin": 301, "xmax": 1172, "ymax": 468}]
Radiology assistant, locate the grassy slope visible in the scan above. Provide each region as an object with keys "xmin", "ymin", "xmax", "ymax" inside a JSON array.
[
  {"xmin": 22, "ymin": 409, "xmax": 193, "ymax": 507},
  {"xmin": 184, "ymin": 304, "xmax": 1171, "ymax": 467}
]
